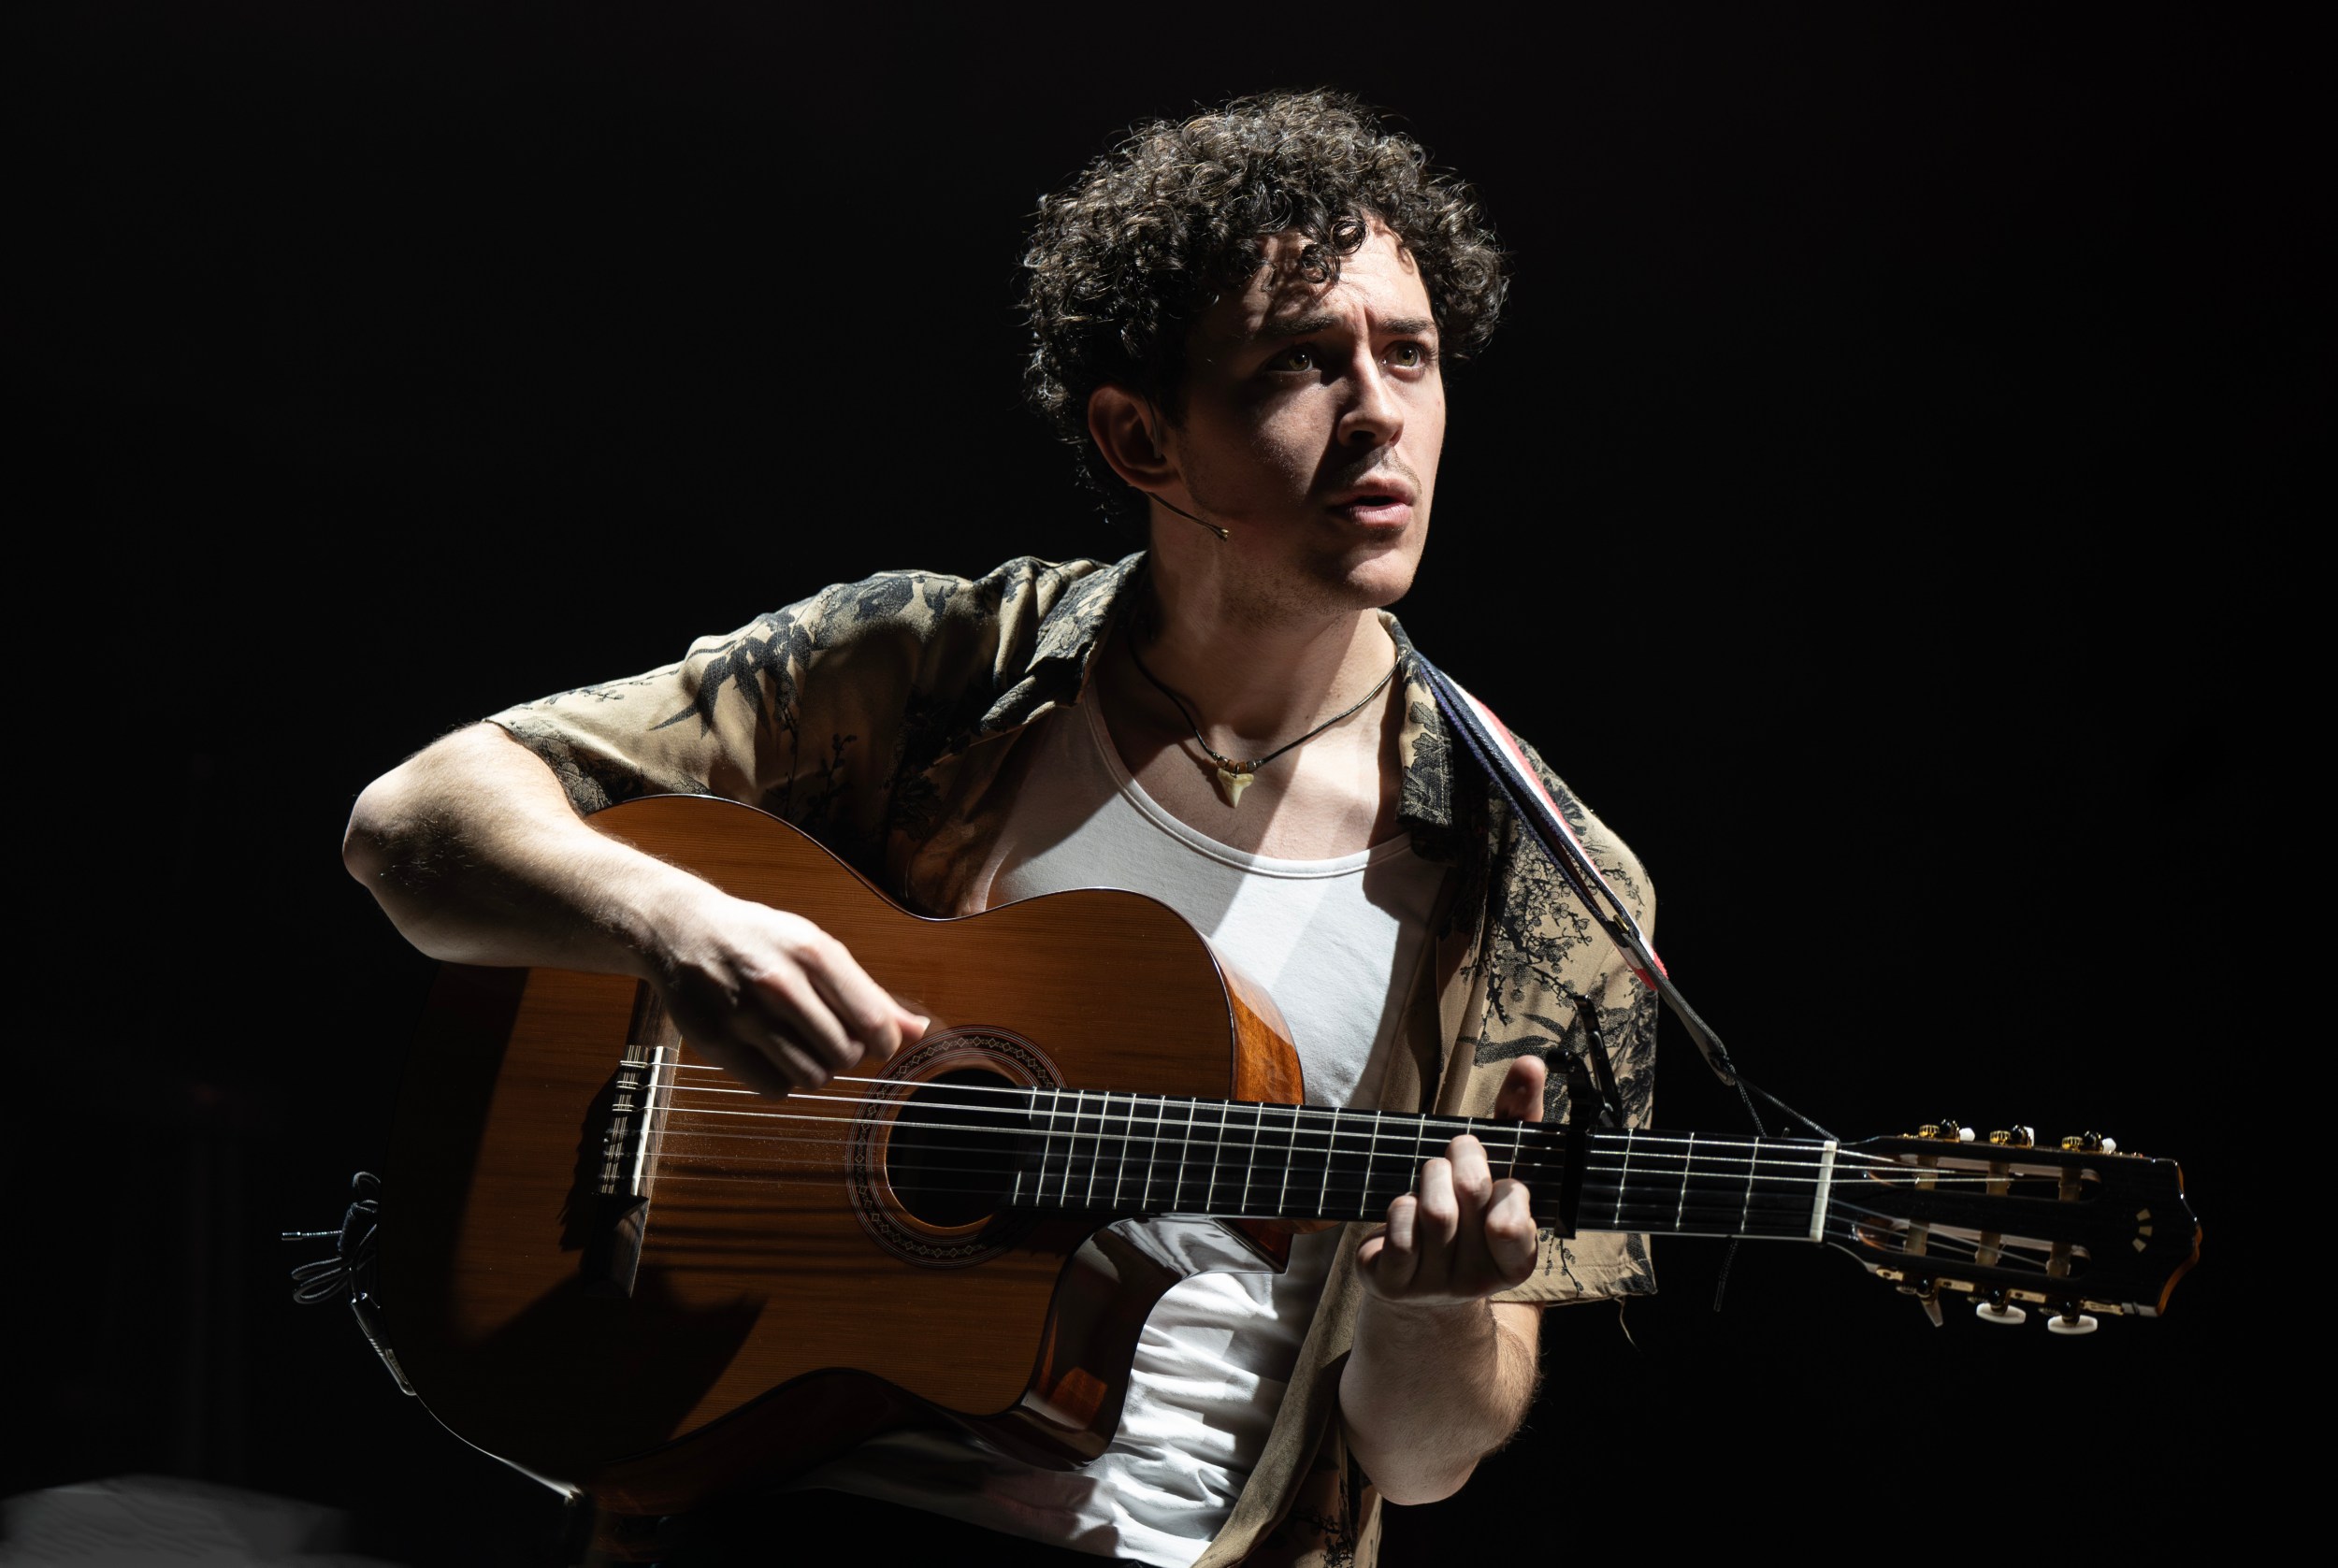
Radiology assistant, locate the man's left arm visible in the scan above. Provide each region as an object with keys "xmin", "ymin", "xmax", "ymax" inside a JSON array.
[{"xmin": 1337, "ymin": 1055, "xmax": 1549, "ymax": 1505}]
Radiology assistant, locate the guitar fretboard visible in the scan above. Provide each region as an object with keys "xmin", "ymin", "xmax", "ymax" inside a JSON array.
[{"xmin": 1002, "ymin": 1089, "xmax": 1838, "ymax": 1243}]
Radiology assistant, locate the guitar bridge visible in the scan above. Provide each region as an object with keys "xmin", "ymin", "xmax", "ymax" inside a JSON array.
[{"xmin": 579, "ymin": 988, "xmax": 681, "ymax": 1297}]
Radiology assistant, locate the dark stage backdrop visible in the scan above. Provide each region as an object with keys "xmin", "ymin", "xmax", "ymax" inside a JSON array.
[{"xmin": 15, "ymin": 6, "xmax": 2307, "ymax": 1562}]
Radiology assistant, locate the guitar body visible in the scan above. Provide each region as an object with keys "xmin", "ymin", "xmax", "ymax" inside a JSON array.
[{"xmin": 381, "ymin": 795, "xmax": 1305, "ymax": 1514}]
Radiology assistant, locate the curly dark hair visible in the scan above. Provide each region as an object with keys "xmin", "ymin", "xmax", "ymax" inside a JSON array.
[{"xmin": 1020, "ymin": 90, "xmax": 1509, "ymax": 524}]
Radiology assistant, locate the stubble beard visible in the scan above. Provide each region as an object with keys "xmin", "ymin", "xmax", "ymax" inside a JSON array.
[{"xmin": 1176, "ymin": 459, "xmax": 1428, "ymax": 635}]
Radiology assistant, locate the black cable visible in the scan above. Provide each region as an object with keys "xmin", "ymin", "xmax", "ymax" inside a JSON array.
[{"xmin": 283, "ymin": 1171, "xmax": 382, "ymax": 1305}]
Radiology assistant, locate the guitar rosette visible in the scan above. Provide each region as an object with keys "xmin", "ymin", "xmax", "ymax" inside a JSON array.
[{"xmin": 845, "ymin": 1028, "xmax": 1061, "ymax": 1267}]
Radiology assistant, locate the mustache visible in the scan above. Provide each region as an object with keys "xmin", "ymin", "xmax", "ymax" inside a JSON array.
[{"xmin": 1321, "ymin": 455, "xmax": 1421, "ymax": 496}]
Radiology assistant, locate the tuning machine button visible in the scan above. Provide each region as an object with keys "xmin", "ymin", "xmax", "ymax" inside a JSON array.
[
  {"xmin": 2059, "ymin": 1131, "xmax": 2117, "ymax": 1154},
  {"xmin": 1988, "ymin": 1126, "xmax": 2036, "ymax": 1148},
  {"xmin": 2045, "ymin": 1310, "xmax": 2100, "ymax": 1336},
  {"xmin": 1897, "ymin": 1278, "xmax": 1947, "ymax": 1327},
  {"xmin": 1974, "ymin": 1295, "xmax": 2027, "ymax": 1326},
  {"xmin": 1917, "ymin": 1120, "xmax": 1975, "ymax": 1143}
]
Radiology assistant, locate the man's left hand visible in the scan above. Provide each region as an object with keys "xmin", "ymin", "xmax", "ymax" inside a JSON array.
[{"xmin": 1355, "ymin": 1054, "xmax": 1547, "ymax": 1303}]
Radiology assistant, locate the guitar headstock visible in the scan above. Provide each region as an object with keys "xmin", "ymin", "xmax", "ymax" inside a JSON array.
[{"xmin": 1834, "ymin": 1121, "xmax": 2199, "ymax": 1332}]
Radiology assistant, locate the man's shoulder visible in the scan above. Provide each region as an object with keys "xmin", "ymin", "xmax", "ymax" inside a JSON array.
[
  {"xmin": 784, "ymin": 554, "xmax": 1133, "ymax": 644},
  {"xmin": 1504, "ymin": 731, "xmax": 1653, "ymax": 919}
]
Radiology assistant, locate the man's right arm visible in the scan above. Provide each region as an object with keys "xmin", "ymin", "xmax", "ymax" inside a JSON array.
[{"xmin": 341, "ymin": 723, "xmax": 924, "ymax": 1096}]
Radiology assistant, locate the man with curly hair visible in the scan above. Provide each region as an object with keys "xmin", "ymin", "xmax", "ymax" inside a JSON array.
[{"xmin": 346, "ymin": 90, "xmax": 1654, "ymax": 1565}]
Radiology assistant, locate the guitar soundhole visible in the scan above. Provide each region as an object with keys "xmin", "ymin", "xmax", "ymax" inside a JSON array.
[
  {"xmin": 846, "ymin": 1027, "xmax": 1058, "ymax": 1267},
  {"xmin": 888, "ymin": 1070, "xmax": 1022, "ymax": 1229}
]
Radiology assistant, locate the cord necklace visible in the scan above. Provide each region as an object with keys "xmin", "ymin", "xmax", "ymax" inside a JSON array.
[{"xmin": 1126, "ymin": 640, "xmax": 1401, "ymax": 807}]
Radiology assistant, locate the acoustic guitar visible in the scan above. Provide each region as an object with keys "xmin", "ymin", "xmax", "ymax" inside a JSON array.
[{"xmin": 381, "ymin": 794, "xmax": 2200, "ymax": 1516}]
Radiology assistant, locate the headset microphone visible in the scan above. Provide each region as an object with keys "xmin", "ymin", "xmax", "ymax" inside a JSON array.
[{"xmin": 1154, "ymin": 492, "xmax": 1231, "ymax": 541}]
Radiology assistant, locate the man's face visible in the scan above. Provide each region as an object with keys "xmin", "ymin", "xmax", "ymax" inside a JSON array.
[{"xmin": 1162, "ymin": 222, "xmax": 1445, "ymax": 622}]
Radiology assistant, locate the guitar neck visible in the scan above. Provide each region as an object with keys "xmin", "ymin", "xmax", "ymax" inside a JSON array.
[{"xmin": 1008, "ymin": 1090, "xmax": 1839, "ymax": 1244}]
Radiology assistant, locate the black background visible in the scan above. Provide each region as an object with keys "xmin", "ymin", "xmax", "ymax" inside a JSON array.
[{"xmin": 13, "ymin": 4, "xmax": 2311, "ymax": 1562}]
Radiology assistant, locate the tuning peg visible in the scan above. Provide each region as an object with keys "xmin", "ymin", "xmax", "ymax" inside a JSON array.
[
  {"xmin": 2059, "ymin": 1131, "xmax": 2117, "ymax": 1154},
  {"xmin": 2045, "ymin": 1310, "xmax": 2100, "ymax": 1336},
  {"xmin": 1987, "ymin": 1126, "xmax": 2036, "ymax": 1148},
  {"xmin": 1898, "ymin": 1280, "xmax": 1946, "ymax": 1327},
  {"xmin": 1917, "ymin": 1120, "xmax": 1975, "ymax": 1143},
  {"xmin": 1974, "ymin": 1294, "xmax": 2027, "ymax": 1326}
]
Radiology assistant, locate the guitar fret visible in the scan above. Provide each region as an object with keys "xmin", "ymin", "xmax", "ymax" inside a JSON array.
[
  {"xmin": 1011, "ymin": 1108, "xmax": 1026, "ymax": 1204},
  {"xmin": 1362, "ymin": 1111, "xmax": 1383, "ymax": 1219},
  {"xmin": 1738, "ymin": 1136, "xmax": 1758, "ymax": 1235},
  {"xmin": 1328, "ymin": 1102, "xmax": 1347, "ymax": 1215},
  {"xmin": 1075, "ymin": 1090, "xmax": 1098, "ymax": 1208},
  {"xmin": 1204, "ymin": 1101, "xmax": 1225, "ymax": 1214},
  {"xmin": 1174, "ymin": 1099, "xmax": 1195, "ymax": 1212},
  {"xmin": 1674, "ymin": 1132, "xmax": 1695, "ymax": 1230},
  {"xmin": 1160, "ymin": 1098, "xmax": 1178, "ymax": 1205},
  {"xmin": 1240, "ymin": 1104, "xmax": 1263, "ymax": 1215},
  {"xmin": 1093, "ymin": 1091, "xmax": 1113, "ymax": 1208},
  {"xmin": 1610, "ymin": 1131, "xmax": 1632, "ymax": 1228},
  {"xmin": 1137, "ymin": 1097, "xmax": 1158, "ymax": 1209},
  {"xmin": 1048, "ymin": 1089, "xmax": 1068, "ymax": 1206},
  {"xmin": 1025, "ymin": 1089, "xmax": 1053, "ymax": 1206},
  {"xmin": 1809, "ymin": 1140, "xmax": 1838, "ymax": 1243},
  {"xmin": 1047, "ymin": 1084, "xmax": 1066, "ymax": 1205},
  {"xmin": 1277, "ymin": 1103, "xmax": 1297, "ymax": 1217},
  {"xmin": 1117, "ymin": 1092, "xmax": 1137, "ymax": 1209}
]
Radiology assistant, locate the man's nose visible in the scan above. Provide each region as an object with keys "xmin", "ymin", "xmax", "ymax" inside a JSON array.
[{"xmin": 1339, "ymin": 356, "xmax": 1403, "ymax": 448}]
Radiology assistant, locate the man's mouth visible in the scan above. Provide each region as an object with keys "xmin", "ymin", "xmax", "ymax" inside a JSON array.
[{"xmin": 1326, "ymin": 481, "xmax": 1418, "ymax": 525}]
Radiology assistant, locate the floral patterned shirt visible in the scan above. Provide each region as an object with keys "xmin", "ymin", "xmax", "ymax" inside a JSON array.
[{"xmin": 488, "ymin": 552, "xmax": 1658, "ymax": 1567}]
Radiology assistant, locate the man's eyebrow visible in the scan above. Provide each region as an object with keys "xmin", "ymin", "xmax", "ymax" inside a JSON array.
[
  {"xmin": 1254, "ymin": 312, "xmax": 1440, "ymax": 340},
  {"xmin": 1257, "ymin": 311, "xmax": 1339, "ymax": 340}
]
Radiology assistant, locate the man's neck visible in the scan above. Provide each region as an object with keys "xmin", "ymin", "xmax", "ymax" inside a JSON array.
[{"xmin": 1135, "ymin": 554, "xmax": 1398, "ymax": 745}]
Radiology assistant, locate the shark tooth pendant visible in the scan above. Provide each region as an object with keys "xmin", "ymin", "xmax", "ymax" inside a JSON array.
[{"xmin": 1215, "ymin": 764, "xmax": 1257, "ymax": 806}]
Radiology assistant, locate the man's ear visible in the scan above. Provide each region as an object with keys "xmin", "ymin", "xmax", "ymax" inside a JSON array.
[{"xmin": 1087, "ymin": 384, "xmax": 1176, "ymax": 493}]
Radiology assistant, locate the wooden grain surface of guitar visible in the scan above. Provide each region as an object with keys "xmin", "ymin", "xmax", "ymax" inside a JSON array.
[{"xmin": 381, "ymin": 794, "xmax": 1303, "ymax": 1509}]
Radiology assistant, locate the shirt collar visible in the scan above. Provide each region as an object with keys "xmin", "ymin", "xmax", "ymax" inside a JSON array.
[{"xmin": 974, "ymin": 549, "xmax": 1461, "ymax": 840}]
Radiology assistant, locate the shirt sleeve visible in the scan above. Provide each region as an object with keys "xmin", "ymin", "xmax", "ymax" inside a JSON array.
[{"xmin": 483, "ymin": 569, "xmax": 980, "ymax": 860}]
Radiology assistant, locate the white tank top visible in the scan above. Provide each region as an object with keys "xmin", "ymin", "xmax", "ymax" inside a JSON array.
[{"xmin": 794, "ymin": 696, "xmax": 1447, "ymax": 1565}]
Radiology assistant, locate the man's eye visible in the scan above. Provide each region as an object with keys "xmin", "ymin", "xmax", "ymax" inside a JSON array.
[
  {"xmin": 1388, "ymin": 342, "xmax": 1430, "ymax": 369},
  {"xmin": 1267, "ymin": 345, "xmax": 1318, "ymax": 372}
]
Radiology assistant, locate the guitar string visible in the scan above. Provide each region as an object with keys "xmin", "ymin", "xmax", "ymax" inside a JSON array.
[
  {"xmin": 628, "ymin": 1167, "xmax": 2085, "ymax": 1271},
  {"xmin": 617, "ymin": 1165, "xmax": 2076, "ymax": 1275},
  {"xmin": 620, "ymin": 1078, "xmax": 2070, "ymax": 1244},
  {"xmin": 635, "ymin": 1095, "xmax": 2022, "ymax": 1185},
  {"xmin": 703, "ymin": 1063, "xmax": 2069, "ymax": 1165},
  {"xmin": 667, "ymin": 1069, "xmax": 2071, "ymax": 1176},
  {"xmin": 622, "ymin": 1163, "xmax": 1861, "ymax": 1243},
  {"xmin": 622, "ymin": 1106, "xmax": 2077, "ymax": 1262},
  {"xmin": 640, "ymin": 1134, "xmax": 2014, "ymax": 1203},
  {"xmin": 628, "ymin": 1120, "xmax": 2063, "ymax": 1238},
  {"xmin": 638, "ymin": 1150, "xmax": 2046, "ymax": 1255},
  {"xmin": 621, "ymin": 1210, "xmax": 2013, "ymax": 1294},
  {"xmin": 631, "ymin": 1150, "xmax": 2009, "ymax": 1230},
  {"xmin": 657, "ymin": 1076, "xmax": 1961, "ymax": 1164},
  {"xmin": 641, "ymin": 1137, "xmax": 2064, "ymax": 1246},
  {"xmin": 641, "ymin": 1135, "xmax": 1874, "ymax": 1202},
  {"xmin": 629, "ymin": 1169, "xmax": 1888, "ymax": 1251},
  {"xmin": 641, "ymin": 1098, "xmax": 1934, "ymax": 1175}
]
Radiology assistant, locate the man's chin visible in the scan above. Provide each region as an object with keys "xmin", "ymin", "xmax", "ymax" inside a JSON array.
[{"xmin": 1320, "ymin": 535, "xmax": 1425, "ymax": 611}]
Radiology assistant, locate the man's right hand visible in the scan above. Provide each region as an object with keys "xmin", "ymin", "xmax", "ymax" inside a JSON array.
[
  {"xmin": 652, "ymin": 889, "xmax": 930, "ymax": 1098},
  {"xmin": 346, "ymin": 724, "xmax": 925, "ymax": 1100}
]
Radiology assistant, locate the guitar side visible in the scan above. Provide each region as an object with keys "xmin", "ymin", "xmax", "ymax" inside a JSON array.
[{"xmin": 379, "ymin": 794, "xmax": 1304, "ymax": 1512}]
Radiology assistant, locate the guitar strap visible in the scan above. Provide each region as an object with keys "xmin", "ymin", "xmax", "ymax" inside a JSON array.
[{"xmin": 1412, "ymin": 653, "xmax": 1826, "ymax": 1141}]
